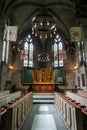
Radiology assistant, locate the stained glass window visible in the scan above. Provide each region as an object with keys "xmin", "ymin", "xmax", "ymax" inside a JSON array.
[
  {"xmin": 23, "ymin": 34, "xmax": 33, "ymax": 67},
  {"xmin": 54, "ymin": 34, "xmax": 64, "ymax": 67},
  {"xmin": 2, "ymin": 40, "xmax": 9, "ymax": 64},
  {"xmin": 77, "ymin": 41, "xmax": 85, "ymax": 65}
]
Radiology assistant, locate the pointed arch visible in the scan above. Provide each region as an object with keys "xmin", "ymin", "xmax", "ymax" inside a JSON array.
[
  {"xmin": 23, "ymin": 34, "xmax": 33, "ymax": 67},
  {"xmin": 54, "ymin": 34, "xmax": 64, "ymax": 67}
]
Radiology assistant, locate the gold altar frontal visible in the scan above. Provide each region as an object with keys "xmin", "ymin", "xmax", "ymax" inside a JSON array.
[{"xmin": 33, "ymin": 69, "xmax": 54, "ymax": 93}]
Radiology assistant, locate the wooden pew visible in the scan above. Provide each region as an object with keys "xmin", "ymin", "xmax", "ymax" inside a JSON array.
[
  {"xmin": 0, "ymin": 108, "xmax": 7, "ymax": 129},
  {"xmin": 77, "ymin": 90, "xmax": 87, "ymax": 98},
  {"xmin": 66, "ymin": 91, "xmax": 87, "ymax": 107},
  {"xmin": 65, "ymin": 91, "xmax": 87, "ymax": 130},
  {"xmin": 55, "ymin": 92, "xmax": 84, "ymax": 130},
  {"xmin": 0, "ymin": 90, "xmax": 10, "ymax": 99},
  {"xmin": 0, "ymin": 91, "xmax": 21, "ymax": 108},
  {"xmin": 82, "ymin": 108, "xmax": 87, "ymax": 130},
  {"xmin": 0, "ymin": 91, "xmax": 22, "ymax": 129},
  {"xmin": 3, "ymin": 92, "xmax": 33, "ymax": 130},
  {"xmin": 0, "ymin": 90, "xmax": 10, "ymax": 97},
  {"xmin": 15, "ymin": 86, "xmax": 29, "ymax": 95}
]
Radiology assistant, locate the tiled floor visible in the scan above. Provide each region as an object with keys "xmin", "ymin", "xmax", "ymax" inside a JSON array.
[{"xmin": 20, "ymin": 104, "xmax": 68, "ymax": 130}]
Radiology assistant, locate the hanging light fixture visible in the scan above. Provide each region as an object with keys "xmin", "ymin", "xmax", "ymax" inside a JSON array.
[
  {"xmin": 38, "ymin": 38, "xmax": 49, "ymax": 62},
  {"xmin": 32, "ymin": 0, "xmax": 56, "ymax": 62},
  {"xmin": 32, "ymin": 8, "xmax": 56, "ymax": 38},
  {"xmin": 38, "ymin": 52, "xmax": 49, "ymax": 62}
]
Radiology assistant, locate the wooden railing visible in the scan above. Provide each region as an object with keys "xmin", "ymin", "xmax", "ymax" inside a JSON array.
[
  {"xmin": 0, "ymin": 91, "xmax": 33, "ymax": 130},
  {"xmin": 65, "ymin": 91, "xmax": 87, "ymax": 130},
  {"xmin": 0, "ymin": 90, "xmax": 10, "ymax": 99},
  {"xmin": 55, "ymin": 92, "xmax": 84, "ymax": 130},
  {"xmin": 66, "ymin": 91, "xmax": 87, "ymax": 107},
  {"xmin": 0, "ymin": 91, "xmax": 22, "ymax": 129},
  {"xmin": 0, "ymin": 91, "xmax": 21, "ymax": 108},
  {"xmin": 77, "ymin": 90, "xmax": 87, "ymax": 98}
]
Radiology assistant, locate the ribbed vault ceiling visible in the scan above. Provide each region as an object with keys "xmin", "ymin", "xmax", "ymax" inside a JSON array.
[
  {"xmin": 0, "ymin": 0, "xmax": 77, "ymax": 39},
  {"xmin": 0, "ymin": 0, "xmax": 87, "ymax": 51}
]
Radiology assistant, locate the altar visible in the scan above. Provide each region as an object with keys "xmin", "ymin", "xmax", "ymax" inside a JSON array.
[
  {"xmin": 22, "ymin": 68, "xmax": 65, "ymax": 93},
  {"xmin": 33, "ymin": 69, "xmax": 54, "ymax": 93}
]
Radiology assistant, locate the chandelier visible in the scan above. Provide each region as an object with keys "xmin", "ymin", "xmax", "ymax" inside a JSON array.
[
  {"xmin": 38, "ymin": 52, "xmax": 49, "ymax": 62},
  {"xmin": 37, "ymin": 38, "xmax": 49, "ymax": 62},
  {"xmin": 32, "ymin": 11, "xmax": 56, "ymax": 38}
]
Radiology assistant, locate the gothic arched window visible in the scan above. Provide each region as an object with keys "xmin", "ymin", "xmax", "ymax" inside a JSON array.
[
  {"xmin": 2, "ymin": 41, "xmax": 9, "ymax": 64},
  {"xmin": 23, "ymin": 34, "xmax": 33, "ymax": 67},
  {"xmin": 54, "ymin": 34, "xmax": 64, "ymax": 67}
]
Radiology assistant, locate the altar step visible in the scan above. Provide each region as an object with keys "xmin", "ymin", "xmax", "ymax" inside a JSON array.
[{"xmin": 33, "ymin": 93, "xmax": 54, "ymax": 104}]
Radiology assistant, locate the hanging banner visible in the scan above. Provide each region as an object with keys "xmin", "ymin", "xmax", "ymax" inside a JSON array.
[
  {"xmin": 20, "ymin": 50, "xmax": 25, "ymax": 60},
  {"xmin": 70, "ymin": 27, "xmax": 84, "ymax": 42},
  {"xmin": 20, "ymin": 50, "xmax": 28, "ymax": 60},
  {"xmin": 3, "ymin": 26, "xmax": 18, "ymax": 41},
  {"xmin": 61, "ymin": 50, "xmax": 67, "ymax": 60}
]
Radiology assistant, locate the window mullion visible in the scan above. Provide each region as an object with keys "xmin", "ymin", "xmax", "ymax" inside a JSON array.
[
  {"xmin": 57, "ymin": 43, "xmax": 59, "ymax": 67},
  {"xmin": 6, "ymin": 41, "xmax": 9, "ymax": 64},
  {"xmin": 28, "ymin": 43, "xmax": 30, "ymax": 67}
]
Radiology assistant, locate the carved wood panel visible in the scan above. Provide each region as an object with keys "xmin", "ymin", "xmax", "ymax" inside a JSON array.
[{"xmin": 33, "ymin": 84, "xmax": 54, "ymax": 93}]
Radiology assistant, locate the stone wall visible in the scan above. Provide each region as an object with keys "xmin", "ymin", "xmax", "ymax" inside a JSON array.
[
  {"xmin": 64, "ymin": 52, "xmax": 76, "ymax": 89},
  {"xmin": 9, "ymin": 54, "xmax": 23, "ymax": 86}
]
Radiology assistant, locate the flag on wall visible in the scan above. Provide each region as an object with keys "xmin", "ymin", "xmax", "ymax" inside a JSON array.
[
  {"xmin": 70, "ymin": 27, "xmax": 84, "ymax": 42},
  {"xmin": 3, "ymin": 26, "xmax": 18, "ymax": 41},
  {"xmin": 12, "ymin": 40, "xmax": 23, "ymax": 53},
  {"xmin": 61, "ymin": 50, "xmax": 67, "ymax": 60},
  {"xmin": 20, "ymin": 50, "xmax": 26, "ymax": 59},
  {"xmin": 20, "ymin": 50, "xmax": 28, "ymax": 60}
]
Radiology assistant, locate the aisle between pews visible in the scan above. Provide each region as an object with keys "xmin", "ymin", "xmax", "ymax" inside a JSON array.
[{"xmin": 20, "ymin": 104, "xmax": 68, "ymax": 130}]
